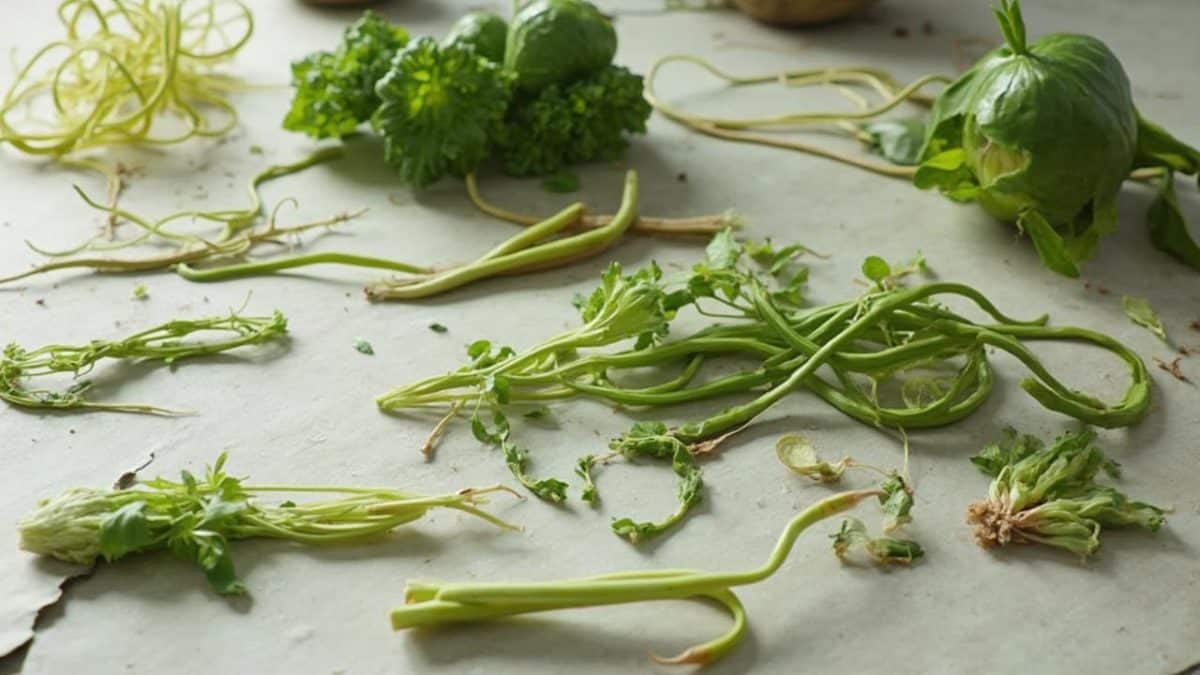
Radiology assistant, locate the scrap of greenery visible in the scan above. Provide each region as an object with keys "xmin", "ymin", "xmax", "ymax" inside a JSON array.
[
  {"xmin": 0, "ymin": 311, "xmax": 288, "ymax": 414},
  {"xmin": 19, "ymin": 453, "xmax": 520, "ymax": 594},
  {"xmin": 967, "ymin": 428, "xmax": 1164, "ymax": 558},
  {"xmin": 379, "ymin": 230, "xmax": 1150, "ymax": 541},
  {"xmin": 353, "ymin": 338, "xmax": 375, "ymax": 355},
  {"xmin": 1122, "ymin": 296, "xmax": 1169, "ymax": 343}
]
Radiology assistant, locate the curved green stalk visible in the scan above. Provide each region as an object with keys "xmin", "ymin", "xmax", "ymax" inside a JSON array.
[{"xmin": 176, "ymin": 252, "xmax": 432, "ymax": 282}]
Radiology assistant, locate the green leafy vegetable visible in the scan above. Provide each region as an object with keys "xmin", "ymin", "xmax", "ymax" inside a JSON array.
[
  {"xmin": 967, "ymin": 428, "xmax": 1164, "ymax": 558},
  {"xmin": 1122, "ymin": 296, "xmax": 1168, "ymax": 343},
  {"xmin": 19, "ymin": 454, "xmax": 519, "ymax": 594},
  {"xmin": 442, "ymin": 11, "xmax": 508, "ymax": 63},
  {"xmin": 496, "ymin": 65, "xmax": 652, "ymax": 177},
  {"xmin": 0, "ymin": 311, "xmax": 288, "ymax": 414},
  {"xmin": 283, "ymin": 11, "xmax": 409, "ymax": 139},
  {"xmin": 373, "ymin": 37, "xmax": 512, "ymax": 187},
  {"xmin": 504, "ymin": 0, "xmax": 617, "ymax": 92}
]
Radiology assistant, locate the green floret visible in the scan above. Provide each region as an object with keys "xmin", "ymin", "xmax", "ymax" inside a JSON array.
[
  {"xmin": 373, "ymin": 37, "xmax": 512, "ymax": 187},
  {"xmin": 283, "ymin": 11, "xmax": 409, "ymax": 139},
  {"xmin": 495, "ymin": 65, "xmax": 652, "ymax": 177}
]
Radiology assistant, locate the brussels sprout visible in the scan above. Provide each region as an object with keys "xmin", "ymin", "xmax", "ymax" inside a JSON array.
[
  {"xmin": 504, "ymin": 0, "xmax": 617, "ymax": 91},
  {"xmin": 443, "ymin": 11, "xmax": 508, "ymax": 63}
]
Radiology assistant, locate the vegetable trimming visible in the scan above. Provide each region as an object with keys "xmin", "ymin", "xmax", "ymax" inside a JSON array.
[
  {"xmin": 19, "ymin": 453, "xmax": 520, "ymax": 594},
  {"xmin": 967, "ymin": 428, "xmax": 1165, "ymax": 558},
  {"xmin": 1, "ymin": 310, "xmax": 287, "ymax": 414},
  {"xmin": 644, "ymin": 0, "xmax": 1200, "ymax": 276},
  {"xmin": 392, "ymin": 485, "xmax": 918, "ymax": 667},
  {"xmin": 379, "ymin": 231, "xmax": 1151, "ymax": 540}
]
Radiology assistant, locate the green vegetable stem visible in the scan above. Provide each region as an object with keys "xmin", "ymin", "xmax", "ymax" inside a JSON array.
[
  {"xmin": 0, "ymin": 311, "xmax": 288, "ymax": 414},
  {"xmin": 379, "ymin": 231, "xmax": 1151, "ymax": 540},
  {"xmin": 391, "ymin": 488, "xmax": 894, "ymax": 666},
  {"xmin": 19, "ymin": 453, "xmax": 521, "ymax": 595}
]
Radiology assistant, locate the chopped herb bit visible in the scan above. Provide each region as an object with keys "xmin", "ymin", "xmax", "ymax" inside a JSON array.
[
  {"xmin": 1122, "ymin": 295, "xmax": 1168, "ymax": 343},
  {"xmin": 429, "ymin": 322, "xmax": 448, "ymax": 333},
  {"xmin": 353, "ymin": 338, "xmax": 375, "ymax": 355},
  {"xmin": 132, "ymin": 284, "xmax": 148, "ymax": 300}
]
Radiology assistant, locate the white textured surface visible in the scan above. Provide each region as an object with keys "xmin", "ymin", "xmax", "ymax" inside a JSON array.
[{"xmin": 2, "ymin": 1, "xmax": 1198, "ymax": 673}]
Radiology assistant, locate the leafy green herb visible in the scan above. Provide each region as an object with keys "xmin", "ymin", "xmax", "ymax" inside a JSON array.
[
  {"xmin": 442, "ymin": 11, "xmax": 507, "ymax": 63},
  {"xmin": 19, "ymin": 454, "xmax": 519, "ymax": 593},
  {"xmin": 283, "ymin": 11, "xmax": 409, "ymax": 139},
  {"xmin": 0, "ymin": 311, "xmax": 288, "ymax": 414},
  {"xmin": 471, "ymin": 407, "xmax": 568, "ymax": 502},
  {"xmin": 1122, "ymin": 295, "xmax": 1168, "ymax": 343},
  {"xmin": 860, "ymin": 118, "xmax": 926, "ymax": 166},
  {"xmin": 575, "ymin": 455, "xmax": 600, "ymax": 504},
  {"xmin": 353, "ymin": 338, "xmax": 375, "ymax": 355},
  {"xmin": 373, "ymin": 38, "xmax": 512, "ymax": 187},
  {"xmin": 967, "ymin": 428, "xmax": 1164, "ymax": 558}
]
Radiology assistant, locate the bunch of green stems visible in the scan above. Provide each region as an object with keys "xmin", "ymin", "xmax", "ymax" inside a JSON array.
[
  {"xmin": 378, "ymin": 245, "xmax": 1150, "ymax": 539},
  {"xmin": 1, "ymin": 310, "xmax": 287, "ymax": 414},
  {"xmin": 381, "ymin": 282, "xmax": 1149, "ymax": 432}
]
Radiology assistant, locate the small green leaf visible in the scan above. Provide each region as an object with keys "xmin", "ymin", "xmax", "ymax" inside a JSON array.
[
  {"xmin": 169, "ymin": 531, "xmax": 245, "ymax": 595},
  {"xmin": 861, "ymin": 256, "xmax": 890, "ymax": 283},
  {"xmin": 1146, "ymin": 172, "xmax": 1200, "ymax": 271},
  {"xmin": 861, "ymin": 118, "xmax": 926, "ymax": 166},
  {"xmin": 98, "ymin": 501, "xmax": 154, "ymax": 560},
  {"xmin": 704, "ymin": 228, "xmax": 742, "ymax": 270},
  {"xmin": 353, "ymin": 338, "xmax": 375, "ymax": 355},
  {"xmin": 429, "ymin": 323, "xmax": 448, "ymax": 333},
  {"xmin": 541, "ymin": 170, "xmax": 580, "ymax": 193},
  {"xmin": 132, "ymin": 284, "xmax": 148, "ymax": 300},
  {"xmin": 1122, "ymin": 295, "xmax": 1168, "ymax": 343},
  {"xmin": 522, "ymin": 405, "xmax": 551, "ymax": 420},
  {"xmin": 775, "ymin": 434, "xmax": 847, "ymax": 482},
  {"xmin": 879, "ymin": 474, "xmax": 914, "ymax": 532},
  {"xmin": 1019, "ymin": 210, "xmax": 1080, "ymax": 278},
  {"xmin": 249, "ymin": 145, "xmax": 264, "ymax": 156}
]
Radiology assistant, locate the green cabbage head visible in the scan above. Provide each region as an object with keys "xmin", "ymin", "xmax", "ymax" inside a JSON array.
[{"xmin": 915, "ymin": 0, "xmax": 1200, "ymax": 276}]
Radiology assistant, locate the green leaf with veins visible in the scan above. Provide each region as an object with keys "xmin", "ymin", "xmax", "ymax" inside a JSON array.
[
  {"xmin": 283, "ymin": 11, "xmax": 409, "ymax": 139},
  {"xmin": 1145, "ymin": 171, "xmax": 1200, "ymax": 271},
  {"xmin": 1121, "ymin": 295, "xmax": 1168, "ymax": 343},
  {"xmin": 373, "ymin": 37, "xmax": 512, "ymax": 187},
  {"xmin": 705, "ymin": 228, "xmax": 743, "ymax": 270},
  {"xmin": 98, "ymin": 501, "xmax": 154, "ymax": 560},
  {"xmin": 575, "ymin": 455, "xmax": 600, "ymax": 504},
  {"xmin": 878, "ymin": 474, "xmax": 913, "ymax": 533},
  {"xmin": 861, "ymin": 118, "xmax": 926, "ymax": 166}
]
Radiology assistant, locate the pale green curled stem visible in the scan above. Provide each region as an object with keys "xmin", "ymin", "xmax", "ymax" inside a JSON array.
[
  {"xmin": 643, "ymin": 54, "xmax": 950, "ymax": 178},
  {"xmin": 365, "ymin": 171, "xmax": 641, "ymax": 301},
  {"xmin": 465, "ymin": 172, "xmax": 734, "ymax": 237},
  {"xmin": 390, "ymin": 489, "xmax": 879, "ymax": 666}
]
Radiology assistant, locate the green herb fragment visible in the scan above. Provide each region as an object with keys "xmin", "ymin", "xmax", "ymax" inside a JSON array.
[
  {"xmin": 967, "ymin": 428, "xmax": 1164, "ymax": 558},
  {"xmin": 830, "ymin": 517, "xmax": 924, "ymax": 565},
  {"xmin": 541, "ymin": 170, "xmax": 581, "ymax": 193},
  {"xmin": 248, "ymin": 145, "xmax": 264, "ymax": 156},
  {"xmin": 132, "ymin": 284, "xmax": 148, "ymax": 300},
  {"xmin": 1122, "ymin": 295, "xmax": 1168, "ymax": 343},
  {"xmin": 0, "ymin": 311, "xmax": 288, "ymax": 414},
  {"xmin": 19, "ymin": 453, "xmax": 520, "ymax": 594},
  {"xmin": 471, "ymin": 407, "xmax": 567, "ymax": 502},
  {"xmin": 775, "ymin": 434, "xmax": 847, "ymax": 482},
  {"xmin": 391, "ymin": 488, "xmax": 891, "ymax": 666},
  {"xmin": 429, "ymin": 323, "xmax": 448, "ymax": 333},
  {"xmin": 353, "ymin": 338, "xmax": 375, "ymax": 355},
  {"xmin": 283, "ymin": 11, "xmax": 409, "ymax": 139},
  {"xmin": 860, "ymin": 118, "xmax": 926, "ymax": 166},
  {"xmin": 878, "ymin": 474, "xmax": 914, "ymax": 533},
  {"xmin": 575, "ymin": 455, "xmax": 600, "ymax": 504}
]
